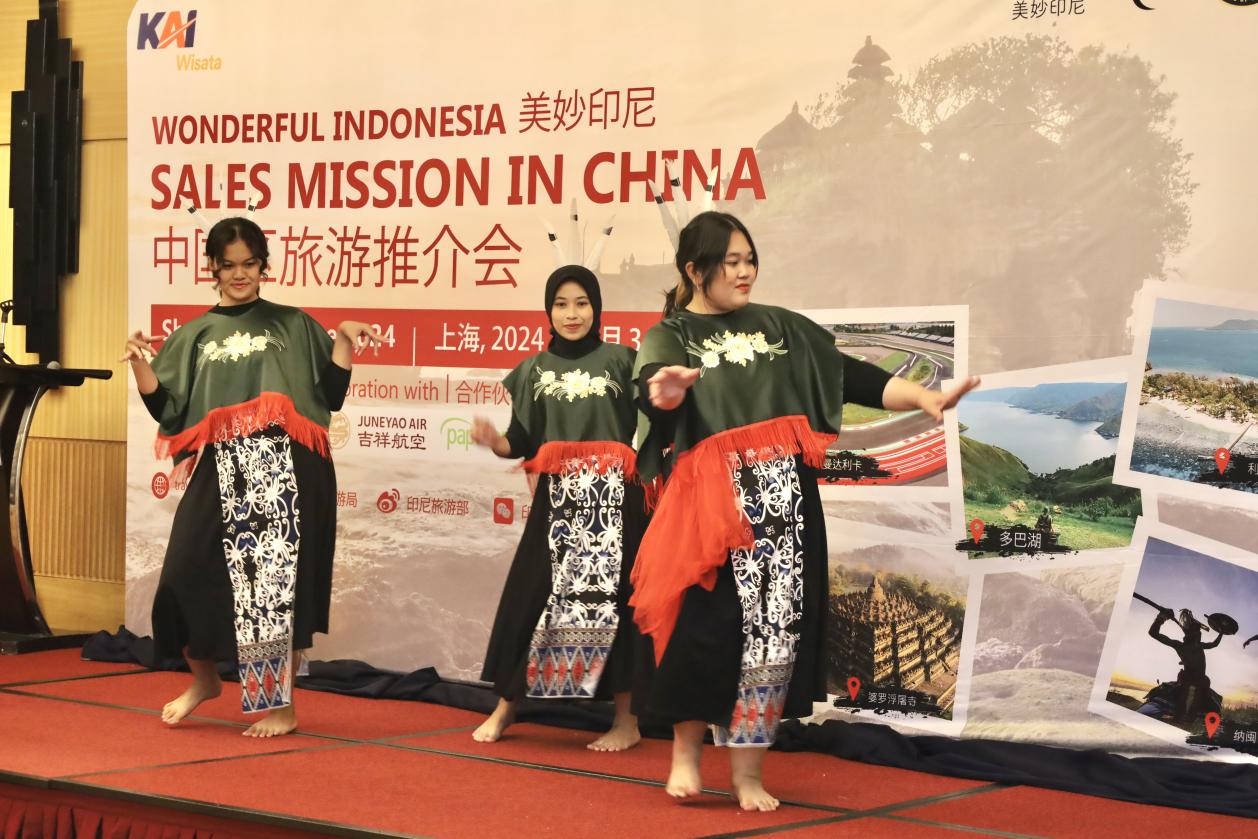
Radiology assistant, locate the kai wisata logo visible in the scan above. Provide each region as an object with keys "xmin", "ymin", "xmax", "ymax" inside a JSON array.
[{"xmin": 136, "ymin": 10, "xmax": 198, "ymax": 49}]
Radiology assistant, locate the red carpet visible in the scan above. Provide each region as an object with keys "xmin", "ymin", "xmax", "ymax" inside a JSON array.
[
  {"xmin": 0, "ymin": 691, "xmax": 336, "ymax": 778},
  {"xmin": 74, "ymin": 745, "xmax": 825, "ymax": 837},
  {"xmin": 787, "ymin": 819, "xmax": 1010, "ymax": 837},
  {"xmin": 22, "ymin": 670, "xmax": 485, "ymax": 740},
  {"xmin": 0, "ymin": 649, "xmax": 142, "ymax": 686},
  {"xmin": 414, "ymin": 722, "xmax": 989, "ymax": 810},
  {"xmin": 0, "ymin": 650, "xmax": 1249, "ymax": 838},
  {"xmin": 901, "ymin": 785, "xmax": 1258, "ymax": 839}
]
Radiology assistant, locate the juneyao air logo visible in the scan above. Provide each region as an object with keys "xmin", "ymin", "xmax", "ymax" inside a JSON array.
[{"xmin": 137, "ymin": 10, "xmax": 197, "ymax": 49}]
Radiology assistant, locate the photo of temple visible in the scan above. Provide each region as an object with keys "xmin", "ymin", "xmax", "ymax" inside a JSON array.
[{"xmin": 829, "ymin": 574, "xmax": 962, "ymax": 713}]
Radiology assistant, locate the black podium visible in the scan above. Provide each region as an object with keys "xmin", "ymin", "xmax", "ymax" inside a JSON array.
[{"xmin": 0, "ymin": 363, "xmax": 110, "ymax": 654}]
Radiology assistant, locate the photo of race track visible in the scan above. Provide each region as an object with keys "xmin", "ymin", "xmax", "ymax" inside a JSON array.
[{"xmin": 823, "ymin": 322, "xmax": 956, "ymax": 487}]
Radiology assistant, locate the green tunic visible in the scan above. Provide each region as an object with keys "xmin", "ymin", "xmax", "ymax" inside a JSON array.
[
  {"xmin": 633, "ymin": 303, "xmax": 846, "ymax": 481},
  {"xmin": 504, "ymin": 341, "xmax": 639, "ymax": 450},
  {"xmin": 150, "ymin": 299, "xmax": 336, "ymax": 460}
]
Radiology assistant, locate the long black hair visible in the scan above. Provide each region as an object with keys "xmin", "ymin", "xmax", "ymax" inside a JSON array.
[{"xmin": 662, "ymin": 211, "xmax": 758, "ymax": 316}]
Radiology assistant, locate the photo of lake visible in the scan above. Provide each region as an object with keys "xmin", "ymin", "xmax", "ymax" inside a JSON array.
[
  {"xmin": 958, "ymin": 379, "xmax": 1140, "ymax": 554},
  {"xmin": 962, "ymin": 398, "xmax": 1117, "ymax": 475}
]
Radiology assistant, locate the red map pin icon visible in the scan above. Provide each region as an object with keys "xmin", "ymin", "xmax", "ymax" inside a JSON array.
[
  {"xmin": 1204, "ymin": 711, "xmax": 1221, "ymax": 739},
  {"xmin": 970, "ymin": 518, "xmax": 985, "ymax": 544},
  {"xmin": 846, "ymin": 676, "xmax": 861, "ymax": 702},
  {"xmin": 1215, "ymin": 448, "xmax": 1231, "ymax": 476}
]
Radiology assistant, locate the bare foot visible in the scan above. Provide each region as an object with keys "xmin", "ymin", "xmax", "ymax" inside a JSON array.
[
  {"xmin": 732, "ymin": 775, "xmax": 780, "ymax": 812},
  {"xmin": 666, "ymin": 757, "xmax": 702, "ymax": 800},
  {"xmin": 472, "ymin": 698, "xmax": 515, "ymax": 743},
  {"xmin": 666, "ymin": 721, "xmax": 705, "ymax": 800},
  {"xmin": 588, "ymin": 720, "xmax": 641, "ymax": 752},
  {"xmin": 160, "ymin": 676, "xmax": 222, "ymax": 725},
  {"xmin": 243, "ymin": 704, "xmax": 297, "ymax": 738}
]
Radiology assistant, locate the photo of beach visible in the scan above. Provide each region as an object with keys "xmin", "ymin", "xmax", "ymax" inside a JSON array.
[{"xmin": 1126, "ymin": 299, "xmax": 1258, "ymax": 495}]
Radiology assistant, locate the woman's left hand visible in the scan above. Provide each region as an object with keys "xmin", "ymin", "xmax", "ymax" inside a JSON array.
[
  {"xmin": 918, "ymin": 375, "xmax": 981, "ymax": 421},
  {"xmin": 337, "ymin": 321, "xmax": 387, "ymax": 354}
]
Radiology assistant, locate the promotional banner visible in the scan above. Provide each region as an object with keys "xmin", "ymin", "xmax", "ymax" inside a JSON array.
[{"xmin": 126, "ymin": 0, "xmax": 1258, "ymax": 759}]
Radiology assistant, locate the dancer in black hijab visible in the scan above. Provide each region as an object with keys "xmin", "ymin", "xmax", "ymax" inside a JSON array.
[{"xmin": 471, "ymin": 265, "xmax": 647, "ymax": 751}]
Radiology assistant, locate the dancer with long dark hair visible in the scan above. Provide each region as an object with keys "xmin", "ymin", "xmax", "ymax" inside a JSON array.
[{"xmin": 631, "ymin": 211, "xmax": 978, "ymax": 809}]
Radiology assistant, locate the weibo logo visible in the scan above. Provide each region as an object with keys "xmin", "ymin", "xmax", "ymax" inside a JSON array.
[{"xmin": 136, "ymin": 10, "xmax": 198, "ymax": 49}]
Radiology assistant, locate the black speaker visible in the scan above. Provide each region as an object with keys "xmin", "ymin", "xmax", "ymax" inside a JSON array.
[{"xmin": 7, "ymin": 1, "xmax": 83, "ymax": 363}]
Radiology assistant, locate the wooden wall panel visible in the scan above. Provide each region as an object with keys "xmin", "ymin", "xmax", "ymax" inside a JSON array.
[
  {"xmin": 0, "ymin": 2, "xmax": 39, "ymax": 146},
  {"xmin": 1, "ymin": 146, "xmax": 129, "ymax": 437},
  {"xmin": 23, "ymin": 437, "xmax": 126, "ymax": 582},
  {"xmin": 0, "ymin": 149, "xmax": 36, "ymax": 367},
  {"xmin": 32, "ymin": 577, "xmax": 125, "ymax": 632},
  {"xmin": 61, "ymin": 0, "xmax": 131, "ymax": 142},
  {"xmin": 28, "ymin": 138, "xmax": 129, "ymax": 442},
  {"xmin": 1, "ymin": 0, "xmax": 134, "ymax": 632},
  {"xmin": 0, "ymin": 0, "xmax": 131, "ymax": 144},
  {"xmin": 0, "ymin": 148, "xmax": 23, "ymax": 365}
]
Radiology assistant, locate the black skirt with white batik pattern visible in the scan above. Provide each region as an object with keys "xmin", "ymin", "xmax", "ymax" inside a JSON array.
[
  {"xmin": 636, "ymin": 454, "xmax": 829, "ymax": 743},
  {"xmin": 214, "ymin": 426, "xmax": 302, "ymax": 713},
  {"xmin": 711, "ymin": 452, "xmax": 807, "ymax": 746},
  {"xmin": 151, "ymin": 427, "xmax": 337, "ymax": 708},
  {"xmin": 526, "ymin": 456, "xmax": 628, "ymax": 697},
  {"xmin": 481, "ymin": 459, "xmax": 647, "ymax": 701}
]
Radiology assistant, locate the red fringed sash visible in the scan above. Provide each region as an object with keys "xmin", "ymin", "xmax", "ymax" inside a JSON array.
[
  {"xmin": 156, "ymin": 392, "xmax": 331, "ymax": 484},
  {"xmin": 629, "ymin": 415, "xmax": 836, "ymax": 664},
  {"xmin": 522, "ymin": 440, "xmax": 639, "ymax": 481}
]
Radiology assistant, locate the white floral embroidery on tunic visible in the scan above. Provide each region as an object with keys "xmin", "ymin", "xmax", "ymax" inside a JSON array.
[
  {"xmin": 199, "ymin": 330, "xmax": 285, "ymax": 368},
  {"xmin": 532, "ymin": 367, "xmax": 623, "ymax": 402},
  {"xmin": 685, "ymin": 331, "xmax": 786, "ymax": 375}
]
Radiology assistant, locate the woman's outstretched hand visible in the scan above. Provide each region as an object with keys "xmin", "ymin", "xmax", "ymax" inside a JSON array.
[
  {"xmin": 471, "ymin": 416, "xmax": 500, "ymax": 449},
  {"xmin": 917, "ymin": 375, "xmax": 981, "ymax": 422},
  {"xmin": 647, "ymin": 365, "xmax": 701, "ymax": 410},
  {"xmin": 336, "ymin": 321, "xmax": 387, "ymax": 355},
  {"xmin": 119, "ymin": 329, "xmax": 158, "ymax": 364},
  {"xmin": 471, "ymin": 415, "xmax": 512, "ymax": 458},
  {"xmin": 121, "ymin": 329, "xmax": 160, "ymax": 395}
]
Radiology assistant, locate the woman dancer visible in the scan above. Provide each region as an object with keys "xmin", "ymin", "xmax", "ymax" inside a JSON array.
[
  {"xmin": 123, "ymin": 217, "xmax": 382, "ymax": 737},
  {"xmin": 631, "ymin": 211, "xmax": 977, "ymax": 809},
  {"xmin": 472, "ymin": 264, "xmax": 646, "ymax": 751}
]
